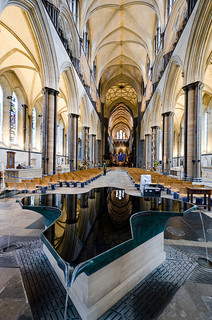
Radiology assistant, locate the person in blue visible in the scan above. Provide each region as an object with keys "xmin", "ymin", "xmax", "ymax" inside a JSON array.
[{"xmin": 103, "ymin": 162, "xmax": 107, "ymax": 175}]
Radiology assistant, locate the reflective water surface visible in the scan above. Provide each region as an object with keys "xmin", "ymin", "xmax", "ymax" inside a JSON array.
[{"xmin": 21, "ymin": 187, "xmax": 194, "ymax": 267}]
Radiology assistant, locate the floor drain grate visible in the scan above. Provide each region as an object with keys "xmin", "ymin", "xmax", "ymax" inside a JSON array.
[
  {"xmin": 198, "ymin": 257, "xmax": 212, "ymax": 269},
  {"xmin": 0, "ymin": 243, "xmax": 23, "ymax": 253}
]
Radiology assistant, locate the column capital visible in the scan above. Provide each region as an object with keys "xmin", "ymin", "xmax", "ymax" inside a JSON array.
[
  {"xmin": 182, "ymin": 81, "xmax": 204, "ymax": 92},
  {"xmin": 151, "ymin": 125, "xmax": 160, "ymax": 130},
  {"xmin": 162, "ymin": 111, "xmax": 174, "ymax": 117},
  {"xmin": 83, "ymin": 126, "xmax": 90, "ymax": 130},
  {"xmin": 42, "ymin": 87, "xmax": 59, "ymax": 96},
  {"xmin": 71, "ymin": 113, "xmax": 79, "ymax": 118},
  {"xmin": 145, "ymin": 133, "xmax": 151, "ymax": 137},
  {"xmin": 22, "ymin": 104, "xmax": 28, "ymax": 109}
]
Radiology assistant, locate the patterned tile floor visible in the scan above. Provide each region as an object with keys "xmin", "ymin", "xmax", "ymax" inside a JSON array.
[{"xmin": 0, "ymin": 169, "xmax": 212, "ymax": 319}]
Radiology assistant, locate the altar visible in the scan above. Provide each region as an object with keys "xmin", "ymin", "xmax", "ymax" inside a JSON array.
[{"xmin": 5, "ymin": 168, "xmax": 42, "ymax": 182}]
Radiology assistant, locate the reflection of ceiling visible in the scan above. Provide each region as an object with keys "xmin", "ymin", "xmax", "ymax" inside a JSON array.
[
  {"xmin": 105, "ymin": 82, "xmax": 137, "ymax": 108},
  {"xmin": 107, "ymin": 189, "xmax": 132, "ymax": 227}
]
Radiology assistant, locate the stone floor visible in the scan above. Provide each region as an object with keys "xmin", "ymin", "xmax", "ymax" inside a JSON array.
[{"xmin": 0, "ymin": 168, "xmax": 212, "ymax": 320}]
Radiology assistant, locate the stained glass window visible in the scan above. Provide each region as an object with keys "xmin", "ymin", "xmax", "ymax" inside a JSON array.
[
  {"xmin": 117, "ymin": 130, "xmax": 125, "ymax": 139},
  {"xmin": 0, "ymin": 85, "xmax": 3, "ymax": 141},
  {"xmin": 203, "ymin": 111, "xmax": 208, "ymax": 153},
  {"xmin": 57, "ymin": 120, "xmax": 63, "ymax": 154},
  {"xmin": 32, "ymin": 107, "xmax": 36, "ymax": 148},
  {"xmin": 10, "ymin": 92, "xmax": 18, "ymax": 143}
]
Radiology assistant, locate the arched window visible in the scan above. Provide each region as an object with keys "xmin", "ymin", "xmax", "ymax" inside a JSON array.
[
  {"xmin": 117, "ymin": 130, "xmax": 126, "ymax": 139},
  {"xmin": 78, "ymin": 138, "xmax": 82, "ymax": 159},
  {"xmin": 154, "ymin": 18, "xmax": 161, "ymax": 55},
  {"xmin": 32, "ymin": 107, "xmax": 36, "ymax": 149},
  {"xmin": 57, "ymin": 120, "xmax": 63, "ymax": 154},
  {"xmin": 202, "ymin": 111, "xmax": 208, "ymax": 153},
  {"xmin": 10, "ymin": 92, "xmax": 18, "ymax": 143},
  {"xmin": 0, "ymin": 85, "xmax": 3, "ymax": 141},
  {"xmin": 167, "ymin": 0, "xmax": 176, "ymax": 17}
]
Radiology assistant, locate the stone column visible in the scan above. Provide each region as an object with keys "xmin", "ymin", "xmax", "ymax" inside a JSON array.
[
  {"xmin": 145, "ymin": 134, "xmax": 151, "ymax": 169},
  {"xmin": 42, "ymin": 87, "xmax": 59, "ymax": 175},
  {"xmin": 74, "ymin": 114, "xmax": 79, "ymax": 170},
  {"xmin": 140, "ymin": 139, "xmax": 145, "ymax": 168},
  {"xmin": 62, "ymin": 128, "xmax": 65, "ymax": 156},
  {"xmin": 162, "ymin": 112, "xmax": 174, "ymax": 174},
  {"xmin": 4, "ymin": 95, "xmax": 11, "ymax": 146},
  {"xmin": 92, "ymin": 134, "xmax": 96, "ymax": 166},
  {"xmin": 96, "ymin": 139, "xmax": 102, "ymax": 164},
  {"xmin": 82, "ymin": 126, "xmax": 90, "ymax": 164},
  {"xmin": 151, "ymin": 126, "xmax": 160, "ymax": 166},
  {"xmin": 22, "ymin": 104, "xmax": 28, "ymax": 150},
  {"xmin": 136, "ymin": 101, "xmax": 142, "ymax": 167},
  {"xmin": 174, "ymin": 131, "xmax": 180, "ymax": 166},
  {"xmin": 183, "ymin": 81, "xmax": 203, "ymax": 180},
  {"xmin": 68, "ymin": 113, "xmax": 79, "ymax": 171},
  {"xmin": 28, "ymin": 115, "xmax": 32, "ymax": 166}
]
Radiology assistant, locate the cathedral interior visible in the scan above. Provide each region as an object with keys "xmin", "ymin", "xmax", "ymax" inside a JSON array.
[{"xmin": 0, "ymin": 1, "xmax": 212, "ymax": 320}]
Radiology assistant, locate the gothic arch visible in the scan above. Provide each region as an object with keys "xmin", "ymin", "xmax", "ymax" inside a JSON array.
[
  {"xmin": 185, "ymin": 0, "xmax": 212, "ymax": 84},
  {"xmin": 162, "ymin": 57, "xmax": 183, "ymax": 113},
  {"xmin": 151, "ymin": 91, "xmax": 162, "ymax": 127},
  {"xmin": 59, "ymin": 63, "xmax": 80, "ymax": 115}
]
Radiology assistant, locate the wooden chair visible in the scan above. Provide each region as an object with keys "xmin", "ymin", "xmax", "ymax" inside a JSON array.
[
  {"xmin": 5, "ymin": 182, "xmax": 16, "ymax": 191},
  {"xmin": 25, "ymin": 182, "xmax": 37, "ymax": 193},
  {"xmin": 15, "ymin": 182, "xmax": 26, "ymax": 192}
]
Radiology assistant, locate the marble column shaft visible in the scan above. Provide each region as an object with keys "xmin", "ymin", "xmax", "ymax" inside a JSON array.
[
  {"xmin": 183, "ymin": 81, "xmax": 203, "ymax": 180},
  {"xmin": 82, "ymin": 126, "xmax": 90, "ymax": 163},
  {"xmin": 145, "ymin": 134, "xmax": 151, "ymax": 169},
  {"xmin": 151, "ymin": 126, "xmax": 160, "ymax": 166},
  {"xmin": 162, "ymin": 112, "xmax": 174, "ymax": 174},
  {"xmin": 28, "ymin": 115, "xmax": 32, "ymax": 166},
  {"xmin": 68, "ymin": 113, "xmax": 79, "ymax": 170},
  {"xmin": 96, "ymin": 139, "xmax": 102, "ymax": 164},
  {"xmin": 42, "ymin": 87, "xmax": 59, "ymax": 175},
  {"xmin": 22, "ymin": 104, "xmax": 28, "ymax": 150},
  {"xmin": 92, "ymin": 134, "xmax": 96, "ymax": 165},
  {"xmin": 140, "ymin": 139, "xmax": 145, "ymax": 168}
]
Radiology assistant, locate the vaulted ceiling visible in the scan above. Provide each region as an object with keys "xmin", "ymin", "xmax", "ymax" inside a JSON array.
[{"xmin": 81, "ymin": 0, "xmax": 164, "ymax": 106}]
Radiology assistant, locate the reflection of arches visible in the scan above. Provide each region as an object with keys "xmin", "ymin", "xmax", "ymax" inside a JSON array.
[{"xmin": 107, "ymin": 189, "xmax": 132, "ymax": 228}]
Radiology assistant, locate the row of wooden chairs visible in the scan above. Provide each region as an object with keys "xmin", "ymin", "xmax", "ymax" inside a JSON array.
[
  {"xmin": 5, "ymin": 167, "xmax": 105, "ymax": 193},
  {"xmin": 125, "ymin": 168, "xmax": 207, "ymax": 201}
]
